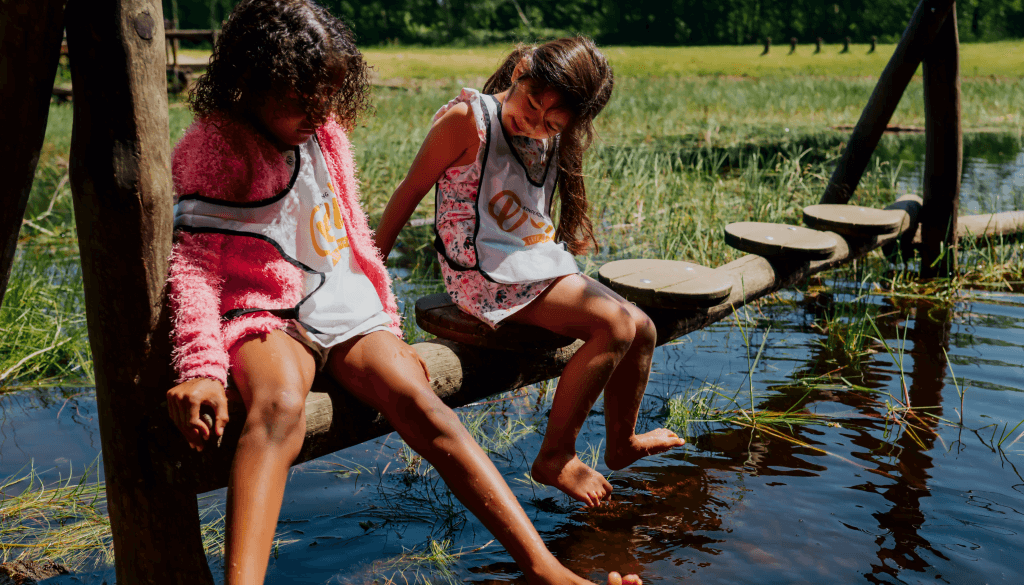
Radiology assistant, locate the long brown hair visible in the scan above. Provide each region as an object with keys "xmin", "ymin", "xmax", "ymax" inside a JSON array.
[
  {"xmin": 188, "ymin": 0, "xmax": 371, "ymax": 131},
  {"xmin": 484, "ymin": 37, "xmax": 614, "ymax": 255}
]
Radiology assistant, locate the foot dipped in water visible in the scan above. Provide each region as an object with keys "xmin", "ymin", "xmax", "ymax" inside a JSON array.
[
  {"xmin": 604, "ymin": 428, "xmax": 686, "ymax": 471},
  {"xmin": 529, "ymin": 561, "xmax": 642, "ymax": 585},
  {"xmin": 607, "ymin": 572, "xmax": 642, "ymax": 585},
  {"xmin": 531, "ymin": 451, "xmax": 613, "ymax": 506}
]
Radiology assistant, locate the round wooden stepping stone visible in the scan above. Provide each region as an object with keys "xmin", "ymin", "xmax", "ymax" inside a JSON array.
[
  {"xmin": 415, "ymin": 293, "xmax": 576, "ymax": 350},
  {"xmin": 597, "ymin": 259, "xmax": 732, "ymax": 308},
  {"xmin": 724, "ymin": 222, "xmax": 838, "ymax": 260},
  {"xmin": 802, "ymin": 204, "xmax": 906, "ymax": 237}
]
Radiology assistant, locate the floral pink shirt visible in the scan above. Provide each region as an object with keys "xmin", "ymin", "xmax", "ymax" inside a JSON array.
[{"xmin": 434, "ymin": 89, "xmax": 559, "ymax": 328}]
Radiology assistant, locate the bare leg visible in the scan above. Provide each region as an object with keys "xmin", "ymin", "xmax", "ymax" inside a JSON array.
[
  {"xmin": 224, "ymin": 330, "xmax": 316, "ymax": 585},
  {"xmin": 327, "ymin": 331, "xmax": 640, "ymax": 585},
  {"xmin": 507, "ymin": 275, "xmax": 684, "ymax": 504}
]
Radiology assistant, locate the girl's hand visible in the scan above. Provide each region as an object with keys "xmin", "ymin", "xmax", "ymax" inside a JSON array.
[{"xmin": 166, "ymin": 378, "xmax": 229, "ymax": 452}]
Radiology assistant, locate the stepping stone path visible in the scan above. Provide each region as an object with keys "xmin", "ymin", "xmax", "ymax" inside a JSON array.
[
  {"xmin": 724, "ymin": 221, "xmax": 838, "ymax": 260},
  {"xmin": 802, "ymin": 204, "xmax": 906, "ymax": 236},
  {"xmin": 597, "ymin": 259, "xmax": 732, "ymax": 308}
]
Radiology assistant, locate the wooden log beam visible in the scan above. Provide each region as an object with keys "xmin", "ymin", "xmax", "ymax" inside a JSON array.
[
  {"xmin": 820, "ymin": 0, "xmax": 956, "ymax": 205},
  {"xmin": 64, "ymin": 0, "xmax": 213, "ymax": 583},
  {"xmin": 171, "ymin": 197, "xmax": 921, "ymax": 494},
  {"xmin": 903, "ymin": 209, "xmax": 1024, "ymax": 245},
  {"xmin": 919, "ymin": 8, "xmax": 962, "ymax": 278},
  {"xmin": 0, "ymin": 0, "xmax": 68, "ymax": 306}
]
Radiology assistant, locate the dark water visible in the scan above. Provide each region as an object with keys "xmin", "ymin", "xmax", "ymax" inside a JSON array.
[
  {"xmin": 4, "ymin": 134, "xmax": 1024, "ymax": 583},
  {"xmin": 4, "ymin": 289, "xmax": 1024, "ymax": 584}
]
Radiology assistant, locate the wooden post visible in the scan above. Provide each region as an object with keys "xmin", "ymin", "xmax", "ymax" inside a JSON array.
[
  {"xmin": 919, "ymin": 8, "xmax": 961, "ymax": 278},
  {"xmin": 820, "ymin": 0, "xmax": 956, "ymax": 205},
  {"xmin": 64, "ymin": 0, "xmax": 214, "ymax": 582},
  {"xmin": 0, "ymin": 0, "xmax": 68, "ymax": 306}
]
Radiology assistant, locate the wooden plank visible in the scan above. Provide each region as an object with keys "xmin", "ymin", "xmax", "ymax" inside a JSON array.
[
  {"xmin": 0, "ymin": 0, "xmax": 68, "ymax": 306},
  {"xmin": 802, "ymin": 204, "xmax": 906, "ymax": 237},
  {"xmin": 919, "ymin": 9, "xmax": 962, "ymax": 278},
  {"xmin": 415, "ymin": 292, "xmax": 575, "ymax": 350},
  {"xmin": 596, "ymin": 259, "xmax": 732, "ymax": 308},
  {"xmin": 820, "ymin": 0, "xmax": 956, "ymax": 205},
  {"xmin": 724, "ymin": 222, "xmax": 838, "ymax": 260},
  {"xmin": 64, "ymin": 2, "xmax": 213, "ymax": 583}
]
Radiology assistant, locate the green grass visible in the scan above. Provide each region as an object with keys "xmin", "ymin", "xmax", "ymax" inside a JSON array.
[{"xmin": 359, "ymin": 41, "xmax": 1024, "ymax": 80}]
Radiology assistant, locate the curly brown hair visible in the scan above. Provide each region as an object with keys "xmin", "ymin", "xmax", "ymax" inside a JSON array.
[
  {"xmin": 483, "ymin": 37, "xmax": 614, "ymax": 255},
  {"xmin": 188, "ymin": 0, "xmax": 371, "ymax": 131}
]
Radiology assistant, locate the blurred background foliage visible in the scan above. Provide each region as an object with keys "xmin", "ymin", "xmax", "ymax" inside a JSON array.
[{"xmin": 162, "ymin": 0, "xmax": 1024, "ymax": 47}]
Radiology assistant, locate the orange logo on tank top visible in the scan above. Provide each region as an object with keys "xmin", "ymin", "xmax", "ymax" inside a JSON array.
[
  {"xmin": 488, "ymin": 190, "xmax": 553, "ymax": 246},
  {"xmin": 311, "ymin": 196, "xmax": 349, "ymax": 265}
]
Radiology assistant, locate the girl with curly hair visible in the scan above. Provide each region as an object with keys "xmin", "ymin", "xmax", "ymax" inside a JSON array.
[
  {"xmin": 165, "ymin": 1, "xmax": 642, "ymax": 583},
  {"xmin": 376, "ymin": 38, "xmax": 685, "ymax": 508}
]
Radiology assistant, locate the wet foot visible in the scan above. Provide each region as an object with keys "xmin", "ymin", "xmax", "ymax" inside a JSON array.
[
  {"xmin": 526, "ymin": 561, "xmax": 642, "ymax": 585},
  {"xmin": 605, "ymin": 428, "xmax": 685, "ymax": 471},
  {"xmin": 531, "ymin": 452, "xmax": 613, "ymax": 506},
  {"xmin": 607, "ymin": 572, "xmax": 643, "ymax": 585}
]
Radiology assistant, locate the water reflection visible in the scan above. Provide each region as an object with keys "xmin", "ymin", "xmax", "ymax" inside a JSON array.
[{"xmin": 874, "ymin": 132, "xmax": 1024, "ymax": 214}]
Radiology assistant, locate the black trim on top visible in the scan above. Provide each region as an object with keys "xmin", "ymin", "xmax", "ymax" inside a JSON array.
[
  {"xmin": 496, "ymin": 96, "xmax": 556, "ymax": 188},
  {"xmin": 173, "ymin": 224, "xmax": 325, "ymax": 333},
  {"xmin": 473, "ymin": 96, "xmax": 500, "ymax": 283},
  {"xmin": 432, "ymin": 94, "xmax": 495, "ymax": 275},
  {"xmin": 175, "ymin": 145, "xmax": 302, "ymax": 208}
]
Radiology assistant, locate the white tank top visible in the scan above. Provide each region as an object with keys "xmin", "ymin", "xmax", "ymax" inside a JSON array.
[
  {"xmin": 173, "ymin": 136, "xmax": 390, "ymax": 348},
  {"xmin": 435, "ymin": 92, "xmax": 579, "ymax": 284}
]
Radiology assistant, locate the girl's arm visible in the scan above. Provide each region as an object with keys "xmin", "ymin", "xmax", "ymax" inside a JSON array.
[
  {"xmin": 168, "ymin": 231, "xmax": 230, "ymax": 385},
  {"xmin": 166, "ymin": 230, "xmax": 231, "ymax": 450},
  {"xmin": 375, "ymin": 102, "xmax": 480, "ymax": 260}
]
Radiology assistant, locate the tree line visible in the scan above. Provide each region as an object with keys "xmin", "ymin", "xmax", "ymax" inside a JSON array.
[{"xmin": 164, "ymin": 0, "xmax": 1024, "ymax": 46}]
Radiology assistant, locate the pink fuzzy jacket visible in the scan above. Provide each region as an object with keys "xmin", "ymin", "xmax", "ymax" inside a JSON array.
[{"xmin": 168, "ymin": 115, "xmax": 401, "ymax": 386}]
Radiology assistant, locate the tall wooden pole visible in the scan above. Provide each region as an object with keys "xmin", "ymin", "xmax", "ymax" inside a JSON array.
[
  {"xmin": 920, "ymin": 8, "xmax": 962, "ymax": 278},
  {"xmin": 820, "ymin": 0, "xmax": 956, "ymax": 205},
  {"xmin": 0, "ymin": 0, "xmax": 68, "ymax": 306},
  {"xmin": 64, "ymin": 0, "xmax": 214, "ymax": 582}
]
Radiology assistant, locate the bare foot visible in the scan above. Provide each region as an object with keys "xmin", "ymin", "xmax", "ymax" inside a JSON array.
[
  {"xmin": 605, "ymin": 428, "xmax": 685, "ymax": 471},
  {"xmin": 526, "ymin": 561, "xmax": 642, "ymax": 585},
  {"xmin": 607, "ymin": 572, "xmax": 643, "ymax": 585},
  {"xmin": 531, "ymin": 452, "xmax": 613, "ymax": 506}
]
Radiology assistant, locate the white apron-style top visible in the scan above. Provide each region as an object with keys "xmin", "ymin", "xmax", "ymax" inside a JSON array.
[
  {"xmin": 173, "ymin": 136, "xmax": 390, "ymax": 348},
  {"xmin": 436, "ymin": 91, "xmax": 579, "ymax": 284}
]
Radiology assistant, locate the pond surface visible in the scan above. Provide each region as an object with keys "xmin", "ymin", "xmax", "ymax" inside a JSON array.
[{"xmin": 4, "ymin": 287, "xmax": 1023, "ymax": 584}]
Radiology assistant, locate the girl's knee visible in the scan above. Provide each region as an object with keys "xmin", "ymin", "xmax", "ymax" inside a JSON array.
[
  {"xmin": 632, "ymin": 308, "xmax": 657, "ymax": 348},
  {"xmin": 245, "ymin": 385, "xmax": 307, "ymax": 444},
  {"xmin": 388, "ymin": 385, "xmax": 467, "ymax": 448}
]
